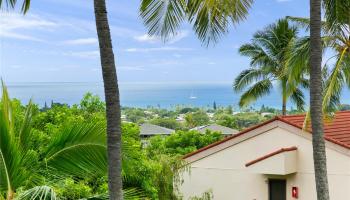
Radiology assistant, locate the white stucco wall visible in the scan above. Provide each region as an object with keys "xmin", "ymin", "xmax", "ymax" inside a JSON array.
[{"xmin": 179, "ymin": 122, "xmax": 350, "ymax": 200}]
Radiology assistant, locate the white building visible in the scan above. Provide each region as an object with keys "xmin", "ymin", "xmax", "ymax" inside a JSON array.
[{"xmin": 180, "ymin": 111, "xmax": 350, "ymax": 200}]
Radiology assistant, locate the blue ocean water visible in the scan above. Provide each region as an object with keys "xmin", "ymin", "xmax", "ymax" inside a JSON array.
[{"xmin": 5, "ymin": 82, "xmax": 350, "ymax": 109}]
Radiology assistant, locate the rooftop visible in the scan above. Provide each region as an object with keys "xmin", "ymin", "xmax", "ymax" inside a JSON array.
[
  {"xmin": 140, "ymin": 123, "xmax": 174, "ymax": 136},
  {"xmin": 184, "ymin": 111, "xmax": 350, "ymax": 159},
  {"xmin": 191, "ymin": 124, "xmax": 239, "ymax": 135}
]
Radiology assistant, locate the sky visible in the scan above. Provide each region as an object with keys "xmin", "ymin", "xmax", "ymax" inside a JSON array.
[{"xmin": 0, "ymin": 0, "xmax": 309, "ymax": 83}]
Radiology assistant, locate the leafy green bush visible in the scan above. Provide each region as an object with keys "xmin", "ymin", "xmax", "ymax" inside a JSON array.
[
  {"xmin": 150, "ymin": 118, "xmax": 184, "ymax": 130},
  {"xmin": 147, "ymin": 130, "xmax": 223, "ymax": 156}
]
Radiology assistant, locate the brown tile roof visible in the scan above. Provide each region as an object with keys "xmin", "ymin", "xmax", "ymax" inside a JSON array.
[
  {"xmin": 183, "ymin": 111, "xmax": 350, "ymax": 159},
  {"xmin": 279, "ymin": 111, "xmax": 350, "ymax": 149},
  {"xmin": 245, "ymin": 146, "xmax": 297, "ymax": 167}
]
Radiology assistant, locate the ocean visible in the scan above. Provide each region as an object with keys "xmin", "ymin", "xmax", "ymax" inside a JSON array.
[{"xmin": 5, "ymin": 82, "xmax": 350, "ymax": 110}]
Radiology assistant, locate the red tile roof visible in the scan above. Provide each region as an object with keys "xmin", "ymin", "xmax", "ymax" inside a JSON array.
[
  {"xmin": 245, "ymin": 146, "xmax": 297, "ymax": 167},
  {"xmin": 183, "ymin": 111, "xmax": 350, "ymax": 159},
  {"xmin": 279, "ymin": 111, "xmax": 350, "ymax": 149}
]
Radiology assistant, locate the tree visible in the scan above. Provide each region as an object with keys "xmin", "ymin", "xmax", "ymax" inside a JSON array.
[
  {"xmin": 1, "ymin": 0, "xmax": 124, "ymax": 199},
  {"xmin": 93, "ymin": 1, "xmax": 123, "ymax": 199},
  {"xmin": 233, "ymin": 19, "xmax": 308, "ymax": 115},
  {"xmin": 0, "ymin": 84, "xmax": 107, "ymax": 200},
  {"xmin": 150, "ymin": 118, "xmax": 184, "ymax": 130},
  {"xmin": 310, "ymin": 0, "xmax": 330, "ymax": 199},
  {"xmin": 80, "ymin": 93, "xmax": 105, "ymax": 113},
  {"xmin": 288, "ymin": 1, "xmax": 350, "ymax": 198},
  {"xmin": 185, "ymin": 111, "xmax": 210, "ymax": 128},
  {"xmin": 287, "ymin": 1, "xmax": 350, "ymax": 114}
]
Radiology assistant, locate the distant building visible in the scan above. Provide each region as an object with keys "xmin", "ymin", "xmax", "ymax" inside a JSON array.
[
  {"xmin": 261, "ymin": 112, "xmax": 273, "ymax": 117},
  {"xmin": 139, "ymin": 123, "xmax": 174, "ymax": 138},
  {"xmin": 191, "ymin": 124, "xmax": 239, "ymax": 136},
  {"xmin": 176, "ymin": 114, "xmax": 186, "ymax": 122}
]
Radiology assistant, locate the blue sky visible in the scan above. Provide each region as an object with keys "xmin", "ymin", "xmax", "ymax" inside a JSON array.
[{"xmin": 0, "ymin": 0, "xmax": 309, "ymax": 83}]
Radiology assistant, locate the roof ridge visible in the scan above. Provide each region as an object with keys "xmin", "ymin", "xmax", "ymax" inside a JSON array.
[{"xmin": 183, "ymin": 112, "xmax": 350, "ymax": 160}]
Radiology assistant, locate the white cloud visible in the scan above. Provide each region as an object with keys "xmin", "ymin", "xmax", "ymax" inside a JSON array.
[
  {"xmin": 118, "ymin": 66, "xmax": 145, "ymax": 71},
  {"xmin": 134, "ymin": 34, "xmax": 159, "ymax": 43},
  {"xmin": 62, "ymin": 38, "xmax": 98, "ymax": 45},
  {"xmin": 125, "ymin": 46, "xmax": 193, "ymax": 53},
  {"xmin": 63, "ymin": 51, "xmax": 100, "ymax": 58},
  {"xmin": 0, "ymin": 13, "xmax": 57, "ymax": 41},
  {"xmin": 134, "ymin": 30, "xmax": 189, "ymax": 44}
]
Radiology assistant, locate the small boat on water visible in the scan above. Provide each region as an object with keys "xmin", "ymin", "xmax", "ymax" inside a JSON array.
[{"xmin": 189, "ymin": 91, "xmax": 197, "ymax": 99}]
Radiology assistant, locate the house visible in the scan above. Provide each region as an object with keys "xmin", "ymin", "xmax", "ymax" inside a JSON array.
[
  {"xmin": 190, "ymin": 124, "xmax": 239, "ymax": 136},
  {"xmin": 176, "ymin": 114, "xmax": 186, "ymax": 123},
  {"xmin": 179, "ymin": 111, "xmax": 350, "ymax": 200},
  {"xmin": 139, "ymin": 123, "xmax": 174, "ymax": 139}
]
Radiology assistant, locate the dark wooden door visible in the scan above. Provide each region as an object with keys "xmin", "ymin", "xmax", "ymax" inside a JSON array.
[{"xmin": 269, "ymin": 179, "xmax": 286, "ymax": 200}]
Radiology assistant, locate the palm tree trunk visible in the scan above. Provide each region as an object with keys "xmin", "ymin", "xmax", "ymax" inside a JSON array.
[
  {"xmin": 310, "ymin": 0, "xmax": 330, "ymax": 199},
  {"xmin": 282, "ymin": 80, "xmax": 287, "ymax": 115},
  {"xmin": 7, "ymin": 189, "xmax": 14, "ymax": 200},
  {"xmin": 93, "ymin": 0, "xmax": 123, "ymax": 199}
]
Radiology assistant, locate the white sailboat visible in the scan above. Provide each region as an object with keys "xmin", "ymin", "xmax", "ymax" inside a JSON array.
[{"xmin": 189, "ymin": 91, "xmax": 197, "ymax": 99}]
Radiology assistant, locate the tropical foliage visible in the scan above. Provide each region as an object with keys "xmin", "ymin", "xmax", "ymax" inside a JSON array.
[
  {"xmin": 0, "ymin": 85, "xmax": 107, "ymax": 199},
  {"xmin": 0, "ymin": 85, "xmax": 225, "ymax": 199},
  {"xmin": 233, "ymin": 18, "xmax": 308, "ymax": 115},
  {"xmin": 139, "ymin": 0, "xmax": 253, "ymax": 46},
  {"xmin": 287, "ymin": 1, "xmax": 350, "ymax": 114}
]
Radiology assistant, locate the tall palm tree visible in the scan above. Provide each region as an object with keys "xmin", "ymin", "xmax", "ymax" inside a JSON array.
[
  {"xmin": 93, "ymin": 0, "xmax": 123, "ymax": 199},
  {"xmin": 310, "ymin": 0, "xmax": 330, "ymax": 199},
  {"xmin": 233, "ymin": 19, "xmax": 307, "ymax": 115},
  {"xmin": 0, "ymin": 84, "xmax": 108, "ymax": 200},
  {"xmin": 0, "ymin": 1, "xmax": 123, "ymax": 199}
]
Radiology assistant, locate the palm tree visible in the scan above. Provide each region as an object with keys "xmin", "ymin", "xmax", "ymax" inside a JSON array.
[
  {"xmin": 310, "ymin": 0, "xmax": 330, "ymax": 199},
  {"xmin": 0, "ymin": 84, "xmax": 108, "ymax": 200},
  {"xmin": 288, "ymin": 1, "xmax": 350, "ymax": 114},
  {"xmin": 93, "ymin": 0, "xmax": 123, "ymax": 199},
  {"xmin": 233, "ymin": 19, "xmax": 307, "ymax": 115},
  {"xmin": 1, "ymin": 1, "xmax": 124, "ymax": 199}
]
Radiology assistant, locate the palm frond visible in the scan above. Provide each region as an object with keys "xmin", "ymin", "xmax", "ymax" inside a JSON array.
[
  {"xmin": 0, "ymin": 0, "xmax": 30, "ymax": 13},
  {"xmin": 286, "ymin": 16, "xmax": 329, "ymax": 34},
  {"xmin": 139, "ymin": 0, "xmax": 253, "ymax": 46},
  {"xmin": 45, "ymin": 122, "xmax": 107, "ymax": 177},
  {"xmin": 139, "ymin": 0, "xmax": 186, "ymax": 42},
  {"xmin": 233, "ymin": 68, "xmax": 266, "ymax": 92},
  {"xmin": 322, "ymin": 47, "xmax": 348, "ymax": 113},
  {"xmin": 188, "ymin": 0, "xmax": 251, "ymax": 46},
  {"xmin": 16, "ymin": 186, "xmax": 57, "ymax": 200},
  {"xmin": 289, "ymin": 88, "xmax": 305, "ymax": 111},
  {"xmin": 18, "ymin": 100, "xmax": 33, "ymax": 151},
  {"xmin": 238, "ymin": 79, "xmax": 272, "ymax": 107},
  {"xmin": 0, "ymin": 83, "xmax": 21, "ymax": 194},
  {"xmin": 323, "ymin": 0, "xmax": 350, "ymax": 33},
  {"xmin": 239, "ymin": 43, "xmax": 276, "ymax": 68}
]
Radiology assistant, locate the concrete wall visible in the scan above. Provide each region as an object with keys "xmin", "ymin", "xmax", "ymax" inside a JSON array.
[{"xmin": 179, "ymin": 123, "xmax": 350, "ymax": 200}]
